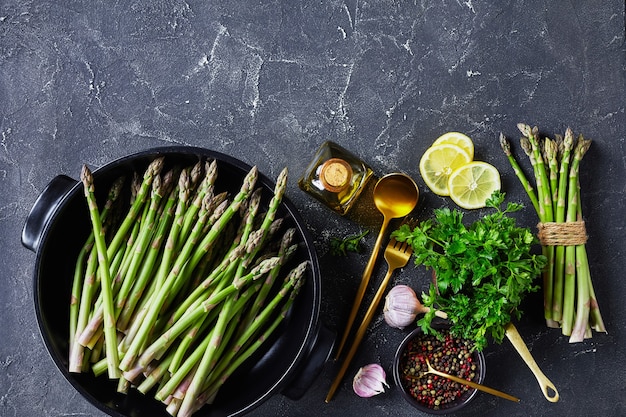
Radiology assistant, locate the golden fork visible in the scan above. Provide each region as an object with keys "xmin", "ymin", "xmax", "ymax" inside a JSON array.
[{"xmin": 326, "ymin": 226, "xmax": 414, "ymax": 402}]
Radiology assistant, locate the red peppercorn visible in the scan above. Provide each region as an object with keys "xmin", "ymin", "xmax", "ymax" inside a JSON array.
[{"xmin": 400, "ymin": 329, "xmax": 479, "ymax": 410}]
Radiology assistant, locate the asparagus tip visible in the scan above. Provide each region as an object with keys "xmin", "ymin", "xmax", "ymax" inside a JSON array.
[
  {"xmin": 108, "ymin": 176, "xmax": 126, "ymax": 201},
  {"xmin": 516, "ymin": 123, "xmax": 530, "ymax": 136},
  {"xmin": 209, "ymin": 199, "xmax": 229, "ymax": 223},
  {"xmin": 178, "ymin": 168, "xmax": 191, "ymax": 202},
  {"xmin": 250, "ymin": 188, "xmax": 263, "ymax": 210},
  {"xmin": 499, "ymin": 133, "xmax": 511, "ymax": 155},
  {"xmin": 130, "ymin": 172, "xmax": 141, "ymax": 202},
  {"xmin": 282, "ymin": 243, "xmax": 299, "ymax": 264},
  {"xmin": 151, "ymin": 173, "xmax": 163, "ymax": 196},
  {"xmin": 243, "ymin": 166, "xmax": 259, "ymax": 194},
  {"xmin": 161, "ymin": 169, "xmax": 175, "ymax": 194},
  {"xmin": 80, "ymin": 165, "xmax": 94, "ymax": 193},
  {"xmin": 275, "ymin": 167, "xmax": 289, "ymax": 198},
  {"xmin": 520, "ymin": 137, "xmax": 532, "ymax": 156},
  {"xmin": 245, "ymin": 229, "xmax": 264, "ymax": 254},
  {"xmin": 147, "ymin": 156, "xmax": 165, "ymax": 178},
  {"xmin": 269, "ymin": 218, "xmax": 284, "ymax": 236},
  {"xmin": 206, "ymin": 159, "xmax": 218, "ymax": 183},
  {"xmin": 256, "ymin": 256, "xmax": 281, "ymax": 276},
  {"xmin": 80, "ymin": 164, "xmax": 92, "ymax": 182},
  {"xmin": 281, "ymin": 228, "xmax": 296, "ymax": 248},
  {"xmin": 190, "ymin": 160, "xmax": 203, "ymax": 185}
]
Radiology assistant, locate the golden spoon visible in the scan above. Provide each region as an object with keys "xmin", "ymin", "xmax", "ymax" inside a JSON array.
[
  {"xmin": 334, "ymin": 173, "xmax": 419, "ymax": 360},
  {"xmin": 420, "ymin": 358, "xmax": 520, "ymax": 403},
  {"xmin": 504, "ymin": 323, "xmax": 559, "ymax": 402}
]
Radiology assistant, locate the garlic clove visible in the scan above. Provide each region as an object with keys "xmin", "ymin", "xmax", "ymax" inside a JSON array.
[
  {"xmin": 383, "ymin": 284, "xmax": 419, "ymax": 329},
  {"xmin": 352, "ymin": 363, "xmax": 390, "ymax": 398}
]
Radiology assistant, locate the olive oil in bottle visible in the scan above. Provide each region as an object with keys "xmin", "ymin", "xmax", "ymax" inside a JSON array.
[{"xmin": 298, "ymin": 141, "xmax": 374, "ymax": 215}]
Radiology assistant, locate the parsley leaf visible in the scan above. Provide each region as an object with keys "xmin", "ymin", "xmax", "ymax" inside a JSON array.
[
  {"xmin": 330, "ymin": 230, "xmax": 369, "ymax": 256},
  {"xmin": 392, "ymin": 191, "xmax": 546, "ymax": 351}
]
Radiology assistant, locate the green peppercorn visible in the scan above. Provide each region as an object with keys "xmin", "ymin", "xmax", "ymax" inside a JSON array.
[{"xmin": 400, "ymin": 329, "xmax": 480, "ymax": 410}]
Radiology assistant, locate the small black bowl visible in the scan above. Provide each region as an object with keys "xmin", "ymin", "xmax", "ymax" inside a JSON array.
[{"xmin": 392, "ymin": 324, "xmax": 486, "ymax": 414}]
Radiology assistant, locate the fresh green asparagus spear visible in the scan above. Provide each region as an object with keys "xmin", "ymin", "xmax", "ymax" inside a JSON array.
[{"xmin": 81, "ymin": 165, "xmax": 120, "ymax": 378}]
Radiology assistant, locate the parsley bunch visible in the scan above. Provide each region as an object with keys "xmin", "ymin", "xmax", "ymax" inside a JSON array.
[{"xmin": 392, "ymin": 191, "xmax": 546, "ymax": 351}]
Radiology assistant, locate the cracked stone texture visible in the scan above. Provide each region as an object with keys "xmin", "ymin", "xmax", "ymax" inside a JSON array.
[{"xmin": 1, "ymin": 1, "xmax": 625, "ymax": 417}]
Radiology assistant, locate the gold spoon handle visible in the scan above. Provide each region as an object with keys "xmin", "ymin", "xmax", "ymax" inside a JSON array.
[
  {"xmin": 426, "ymin": 367, "xmax": 520, "ymax": 403},
  {"xmin": 326, "ymin": 266, "xmax": 395, "ymax": 402},
  {"xmin": 505, "ymin": 323, "xmax": 559, "ymax": 402},
  {"xmin": 334, "ymin": 216, "xmax": 391, "ymax": 360}
]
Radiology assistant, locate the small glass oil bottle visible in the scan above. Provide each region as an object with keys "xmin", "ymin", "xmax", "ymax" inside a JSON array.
[{"xmin": 298, "ymin": 141, "xmax": 374, "ymax": 215}]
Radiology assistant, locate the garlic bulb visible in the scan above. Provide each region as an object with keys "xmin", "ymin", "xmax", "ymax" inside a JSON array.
[
  {"xmin": 383, "ymin": 284, "xmax": 419, "ymax": 329},
  {"xmin": 352, "ymin": 363, "xmax": 389, "ymax": 398}
]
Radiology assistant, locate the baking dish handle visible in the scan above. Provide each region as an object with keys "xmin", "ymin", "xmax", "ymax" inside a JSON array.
[{"xmin": 22, "ymin": 175, "xmax": 77, "ymax": 253}]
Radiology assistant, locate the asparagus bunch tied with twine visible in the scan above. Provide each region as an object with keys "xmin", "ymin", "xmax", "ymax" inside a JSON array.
[
  {"xmin": 69, "ymin": 157, "xmax": 307, "ymax": 417},
  {"xmin": 500, "ymin": 124, "xmax": 606, "ymax": 342}
]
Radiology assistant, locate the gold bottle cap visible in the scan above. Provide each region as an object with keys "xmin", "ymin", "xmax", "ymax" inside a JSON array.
[{"xmin": 320, "ymin": 158, "xmax": 353, "ymax": 192}]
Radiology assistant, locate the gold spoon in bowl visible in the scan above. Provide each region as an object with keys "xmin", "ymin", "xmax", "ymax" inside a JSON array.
[
  {"xmin": 334, "ymin": 173, "xmax": 419, "ymax": 360},
  {"xmin": 421, "ymin": 358, "xmax": 521, "ymax": 403}
]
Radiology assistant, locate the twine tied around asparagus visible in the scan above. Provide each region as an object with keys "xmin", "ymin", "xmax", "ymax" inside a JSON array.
[{"xmin": 537, "ymin": 221, "xmax": 588, "ymax": 246}]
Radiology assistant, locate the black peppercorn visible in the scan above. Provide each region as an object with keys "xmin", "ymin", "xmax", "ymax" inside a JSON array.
[{"xmin": 399, "ymin": 329, "xmax": 480, "ymax": 410}]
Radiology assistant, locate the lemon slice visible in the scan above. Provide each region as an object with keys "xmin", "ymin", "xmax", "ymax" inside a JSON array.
[
  {"xmin": 432, "ymin": 132, "xmax": 475, "ymax": 160},
  {"xmin": 448, "ymin": 161, "xmax": 501, "ymax": 209},
  {"xmin": 419, "ymin": 144, "xmax": 472, "ymax": 196}
]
